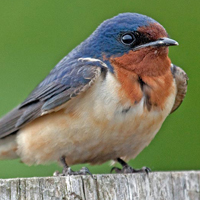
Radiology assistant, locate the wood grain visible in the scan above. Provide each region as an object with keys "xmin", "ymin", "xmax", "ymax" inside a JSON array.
[{"xmin": 0, "ymin": 171, "xmax": 199, "ymax": 200}]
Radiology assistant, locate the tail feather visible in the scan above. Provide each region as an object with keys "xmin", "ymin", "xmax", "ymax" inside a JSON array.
[
  {"xmin": 0, "ymin": 102, "xmax": 43, "ymax": 139},
  {"xmin": 0, "ymin": 107, "xmax": 22, "ymax": 138}
]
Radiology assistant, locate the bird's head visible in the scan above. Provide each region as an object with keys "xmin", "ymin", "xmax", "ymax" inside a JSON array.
[{"xmin": 78, "ymin": 13, "xmax": 178, "ymax": 76}]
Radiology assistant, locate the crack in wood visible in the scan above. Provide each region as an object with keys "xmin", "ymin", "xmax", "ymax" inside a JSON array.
[{"xmin": 0, "ymin": 172, "xmax": 199, "ymax": 200}]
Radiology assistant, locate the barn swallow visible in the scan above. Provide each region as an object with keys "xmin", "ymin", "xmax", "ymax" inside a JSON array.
[{"xmin": 0, "ymin": 13, "xmax": 188, "ymax": 175}]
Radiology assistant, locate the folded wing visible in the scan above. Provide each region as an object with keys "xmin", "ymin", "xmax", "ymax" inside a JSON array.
[
  {"xmin": 0, "ymin": 58, "xmax": 107, "ymax": 138},
  {"xmin": 170, "ymin": 64, "xmax": 188, "ymax": 113}
]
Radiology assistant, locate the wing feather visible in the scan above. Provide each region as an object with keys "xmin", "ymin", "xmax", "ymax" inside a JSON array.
[
  {"xmin": 171, "ymin": 64, "xmax": 188, "ymax": 113},
  {"xmin": 0, "ymin": 58, "xmax": 107, "ymax": 138}
]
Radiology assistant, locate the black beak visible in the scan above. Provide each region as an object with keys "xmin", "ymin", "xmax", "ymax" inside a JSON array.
[{"xmin": 133, "ymin": 37, "xmax": 179, "ymax": 51}]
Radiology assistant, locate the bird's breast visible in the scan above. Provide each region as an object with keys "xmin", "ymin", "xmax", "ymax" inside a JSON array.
[{"xmin": 16, "ymin": 71, "xmax": 176, "ymax": 165}]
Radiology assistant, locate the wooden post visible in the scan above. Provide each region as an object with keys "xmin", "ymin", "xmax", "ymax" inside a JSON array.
[{"xmin": 0, "ymin": 171, "xmax": 199, "ymax": 199}]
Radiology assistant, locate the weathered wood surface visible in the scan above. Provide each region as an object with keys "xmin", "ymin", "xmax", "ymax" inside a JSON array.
[{"xmin": 0, "ymin": 171, "xmax": 199, "ymax": 200}]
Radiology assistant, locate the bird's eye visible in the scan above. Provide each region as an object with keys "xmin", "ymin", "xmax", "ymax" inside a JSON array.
[{"xmin": 121, "ymin": 33, "xmax": 135, "ymax": 45}]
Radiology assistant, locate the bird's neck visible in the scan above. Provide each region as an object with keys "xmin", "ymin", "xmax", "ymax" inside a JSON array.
[
  {"xmin": 110, "ymin": 47, "xmax": 171, "ymax": 76},
  {"xmin": 110, "ymin": 50, "xmax": 174, "ymax": 110}
]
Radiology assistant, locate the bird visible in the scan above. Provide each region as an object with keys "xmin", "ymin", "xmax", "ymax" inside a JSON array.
[{"xmin": 0, "ymin": 12, "xmax": 188, "ymax": 175}]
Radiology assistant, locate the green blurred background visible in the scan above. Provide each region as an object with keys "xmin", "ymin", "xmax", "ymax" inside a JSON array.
[{"xmin": 0, "ymin": 0, "xmax": 199, "ymax": 178}]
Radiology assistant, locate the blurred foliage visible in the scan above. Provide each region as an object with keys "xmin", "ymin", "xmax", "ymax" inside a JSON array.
[{"xmin": 0, "ymin": 0, "xmax": 199, "ymax": 178}]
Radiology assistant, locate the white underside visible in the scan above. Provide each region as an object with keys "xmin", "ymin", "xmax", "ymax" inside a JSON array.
[{"xmin": 0, "ymin": 71, "xmax": 176, "ymax": 165}]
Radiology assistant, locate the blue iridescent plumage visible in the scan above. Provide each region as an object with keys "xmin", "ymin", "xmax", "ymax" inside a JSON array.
[
  {"xmin": 0, "ymin": 12, "xmax": 188, "ymax": 176},
  {"xmin": 0, "ymin": 12, "xmax": 162, "ymax": 137},
  {"xmin": 31, "ymin": 13, "xmax": 159, "ymax": 88}
]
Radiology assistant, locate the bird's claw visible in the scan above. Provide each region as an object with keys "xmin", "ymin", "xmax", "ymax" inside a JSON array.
[
  {"xmin": 53, "ymin": 166, "xmax": 95, "ymax": 179},
  {"xmin": 111, "ymin": 158, "xmax": 151, "ymax": 174},
  {"xmin": 111, "ymin": 165, "xmax": 151, "ymax": 174}
]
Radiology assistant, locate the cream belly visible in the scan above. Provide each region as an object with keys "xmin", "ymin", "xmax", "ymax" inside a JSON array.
[{"xmin": 4, "ymin": 72, "xmax": 176, "ymax": 165}]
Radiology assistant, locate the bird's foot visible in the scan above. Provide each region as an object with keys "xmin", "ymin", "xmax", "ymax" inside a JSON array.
[
  {"xmin": 111, "ymin": 166, "xmax": 151, "ymax": 174},
  {"xmin": 53, "ymin": 156, "xmax": 94, "ymax": 178},
  {"xmin": 111, "ymin": 158, "xmax": 151, "ymax": 174},
  {"xmin": 53, "ymin": 166, "xmax": 94, "ymax": 178}
]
